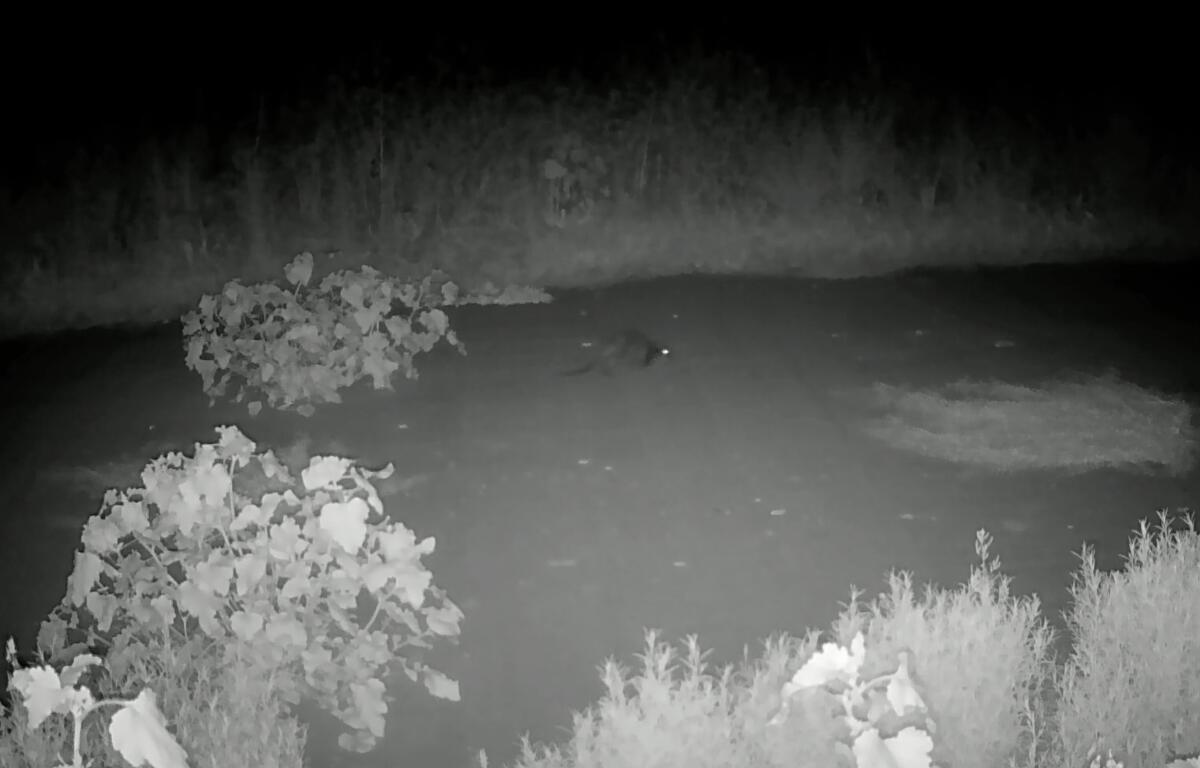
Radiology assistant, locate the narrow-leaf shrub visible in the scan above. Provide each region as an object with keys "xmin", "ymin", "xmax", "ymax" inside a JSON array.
[{"xmin": 36, "ymin": 425, "xmax": 463, "ymax": 754}]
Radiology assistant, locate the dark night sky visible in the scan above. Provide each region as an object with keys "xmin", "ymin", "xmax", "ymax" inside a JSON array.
[{"xmin": 1, "ymin": 13, "xmax": 1194, "ymax": 149}]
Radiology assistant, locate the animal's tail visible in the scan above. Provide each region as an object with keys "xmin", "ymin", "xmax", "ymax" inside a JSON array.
[{"xmin": 560, "ymin": 362, "xmax": 595, "ymax": 376}]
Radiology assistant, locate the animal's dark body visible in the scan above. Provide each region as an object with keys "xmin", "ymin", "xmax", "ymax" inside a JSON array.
[{"xmin": 562, "ymin": 329, "xmax": 671, "ymax": 376}]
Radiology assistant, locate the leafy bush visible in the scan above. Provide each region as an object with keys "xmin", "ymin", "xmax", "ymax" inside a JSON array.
[
  {"xmin": 181, "ymin": 253, "xmax": 465, "ymax": 416},
  {"xmin": 182, "ymin": 252, "xmax": 550, "ymax": 417},
  {"xmin": 769, "ymin": 632, "xmax": 935, "ymax": 768},
  {"xmin": 4, "ymin": 641, "xmax": 189, "ymax": 768},
  {"xmin": 35, "ymin": 425, "xmax": 463, "ymax": 754}
]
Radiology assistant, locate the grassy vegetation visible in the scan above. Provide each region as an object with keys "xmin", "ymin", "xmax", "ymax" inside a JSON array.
[
  {"xmin": 0, "ymin": 634, "xmax": 307, "ymax": 768},
  {"xmin": 2, "ymin": 52, "xmax": 1194, "ymax": 338},
  {"xmin": 511, "ymin": 515, "xmax": 1198, "ymax": 768},
  {"xmin": 2, "ymin": 512, "xmax": 1196, "ymax": 767},
  {"xmin": 861, "ymin": 372, "xmax": 1198, "ymax": 476},
  {"xmin": 1055, "ymin": 513, "xmax": 1200, "ymax": 768}
]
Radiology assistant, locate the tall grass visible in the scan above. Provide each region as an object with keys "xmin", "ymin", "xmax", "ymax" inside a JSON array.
[{"xmin": 3, "ymin": 51, "xmax": 1194, "ymax": 336}]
